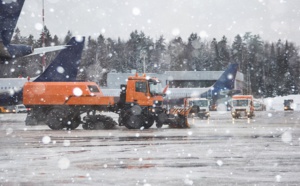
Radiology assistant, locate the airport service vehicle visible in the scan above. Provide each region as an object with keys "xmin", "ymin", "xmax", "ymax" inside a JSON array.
[
  {"xmin": 284, "ymin": 99, "xmax": 294, "ymax": 111},
  {"xmin": 15, "ymin": 104, "xmax": 28, "ymax": 113},
  {"xmin": 185, "ymin": 98, "xmax": 210, "ymax": 119},
  {"xmin": 0, "ymin": 106, "xmax": 15, "ymax": 113},
  {"xmin": 253, "ymin": 100, "xmax": 266, "ymax": 111},
  {"xmin": 0, "ymin": 106, "xmax": 6, "ymax": 113},
  {"xmin": 23, "ymin": 74, "xmax": 191, "ymax": 130},
  {"xmin": 231, "ymin": 95, "xmax": 255, "ymax": 119}
]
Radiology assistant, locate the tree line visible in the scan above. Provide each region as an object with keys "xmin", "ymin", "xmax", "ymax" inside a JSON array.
[{"xmin": 2, "ymin": 26, "xmax": 300, "ymax": 98}]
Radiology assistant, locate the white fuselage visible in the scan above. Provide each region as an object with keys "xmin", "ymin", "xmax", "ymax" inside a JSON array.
[
  {"xmin": 165, "ymin": 87, "xmax": 211, "ymax": 99},
  {"xmin": 0, "ymin": 77, "xmax": 36, "ymax": 95},
  {"xmin": 100, "ymin": 87, "xmax": 211, "ymax": 99}
]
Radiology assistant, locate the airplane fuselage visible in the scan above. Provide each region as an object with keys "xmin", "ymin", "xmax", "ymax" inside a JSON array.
[{"xmin": 0, "ymin": 77, "xmax": 35, "ymax": 95}]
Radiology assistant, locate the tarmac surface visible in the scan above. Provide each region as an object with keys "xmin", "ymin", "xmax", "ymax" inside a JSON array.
[{"xmin": 0, "ymin": 111, "xmax": 300, "ymax": 185}]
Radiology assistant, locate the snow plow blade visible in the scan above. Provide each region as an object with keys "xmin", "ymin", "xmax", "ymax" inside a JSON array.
[{"xmin": 167, "ymin": 107, "xmax": 192, "ymax": 128}]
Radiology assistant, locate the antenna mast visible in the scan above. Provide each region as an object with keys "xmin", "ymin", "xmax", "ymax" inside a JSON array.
[{"xmin": 42, "ymin": 0, "xmax": 46, "ymax": 72}]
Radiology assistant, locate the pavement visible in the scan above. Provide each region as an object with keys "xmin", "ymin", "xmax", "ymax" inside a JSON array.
[{"xmin": 0, "ymin": 111, "xmax": 300, "ymax": 185}]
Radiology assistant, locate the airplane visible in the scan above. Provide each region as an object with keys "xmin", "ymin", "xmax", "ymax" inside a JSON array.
[
  {"xmin": 100, "ymin": 63, "xmax": 240, "ymax": 109},
  {"xmin": 0, "ymin": 0, "xmax": 67, "ymax": 64},
  {"xmin": 164, "ymin": 63, "xmax": 240, "ymax": 109},
  {"xmin": 0, "ymin": 36, "xmax": 85, "ymax": 106}
]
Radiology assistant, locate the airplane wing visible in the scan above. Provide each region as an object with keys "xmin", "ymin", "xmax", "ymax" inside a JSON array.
[
  {"xmin": 26, "ymin": 45, "xmax": 69, "ymax": 56},
  {"xmin": 0, "ymin": 0, "xmax": 67, "ymax": 61}
]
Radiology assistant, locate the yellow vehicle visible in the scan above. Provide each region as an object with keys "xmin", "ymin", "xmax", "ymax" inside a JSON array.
[
  {"xmin": 0, "ymin": 106, "xmax": 15, "ymax": 113},
  {"xmin": 0, "ymin": 106, "xmax": 5, "ymax": 113}
]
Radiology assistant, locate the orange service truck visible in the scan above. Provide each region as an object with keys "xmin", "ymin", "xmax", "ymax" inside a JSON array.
[{"xmin": 23, "ymin": 73, "xmax": 191, "ymax": 130}]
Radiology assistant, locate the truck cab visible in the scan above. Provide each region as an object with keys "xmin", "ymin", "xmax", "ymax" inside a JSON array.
[
  {"xmin": 231, "ymin": 95, "xmax": 254, "ymax": 119},
  {"xmin": 119, "ymin": 73, "xmax": 164, "ymax": 107},
  {"xmin": 186, "ymin": 98, "xmax": 210, "ymax": 119}
]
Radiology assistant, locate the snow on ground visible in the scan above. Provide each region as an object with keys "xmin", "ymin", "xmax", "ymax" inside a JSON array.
[{"xmin": 263, "ymin": 94, "xmax": 300, "ymax": 111}]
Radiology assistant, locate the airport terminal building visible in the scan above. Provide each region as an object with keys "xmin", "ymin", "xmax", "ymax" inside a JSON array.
[{"xmin": 104, "ymin": 69, "xmax": 244, "ymax": 91}]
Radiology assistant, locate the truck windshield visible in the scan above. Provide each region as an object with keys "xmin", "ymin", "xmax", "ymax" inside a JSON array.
[
  {"xmin": 149, "ymin": 81, "xmax": 163, "ymax": 95},
  {"xmin": 232, "ymin": 100, "xmax": 249, "ymax": 106},
  {"xmin": 189, "ymin": 100, "xmax": 208, "ymax": 107}
]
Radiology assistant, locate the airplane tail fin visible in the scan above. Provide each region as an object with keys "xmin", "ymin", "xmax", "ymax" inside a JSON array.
[
  {"xmin": 0, "ymin": 0, "xmax": 25, "ymax": 46},
  {"xmin": 34, "ymin": 36, "xmax": 85, "ymax": 82},
  {"xmin": 212, "ymin": 63, "xmax": 239, "ymax": 94}
]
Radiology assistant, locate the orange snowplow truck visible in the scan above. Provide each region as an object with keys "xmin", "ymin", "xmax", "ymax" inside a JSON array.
[{"xmin": 23, "ymin": 73, "xmax": 191, "ymax": 130}]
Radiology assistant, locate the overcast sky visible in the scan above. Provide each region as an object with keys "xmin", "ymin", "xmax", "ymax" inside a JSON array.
[{"xmin": 17, "ymin": 0, "xmax": 300, "ymax": 44}]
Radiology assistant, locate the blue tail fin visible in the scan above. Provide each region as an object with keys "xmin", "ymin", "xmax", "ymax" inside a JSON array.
[
  {"xmin": 212, "ymin": 63, "xmax": 238, "ymax": 94},
  {"xmin": 34, "ymin": 36, "xmax": 85, "ymax": 82},
  {"xmin": 0, "ymin": 0, "xmax": 25, "ymax": 46}
]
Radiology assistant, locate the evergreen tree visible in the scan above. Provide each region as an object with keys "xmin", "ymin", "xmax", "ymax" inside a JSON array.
[
  {"xmin": 276, "ymin": 39, "xmax": 285, "ymax": 96},
  {"xmin": 126, "ymin": 30, "xmax": 152, "ymax": 73},
  {"xmin": 37, "ymin": 26, "xmax": 52, "ymax": 47},
  {"xmin": 27, "ymin": 34, "xmax": 35, "ymax": 46},
  {"xmin": 231, "ymin": 34, "xmax": 246, "ymax": 72},
  {"xmin": 282, "ymin": 41, "xmax": 298, "ymax": 95},
  {"xmin": 64, "ymin": 30, "xmax": 72, "ymax": 44},
  {"xmin": 150, "ymin": 35, "xmax": 167, "ymax": 73},
  {"xmin": 11, "ymin": 27, "xmax": 21, "ymax": 44},
  {"xmin": 217, "ymin": 36, "xmax": 230, "ymax": 70},
  {"xmin": 209, "ymin": 38, "xmax": 219, "ymax": 70},
  {"xmin": 113, "ymin": 37, "xmax": 127, "ymax": 72},
  {"xmin": 184, "ymin": 33, "xmax": 199, "ymax": 71},
  {"xmin": 168, "ymin": 37, "xmax": 185, "ymax": 71},
  {"xmin": 248, "ymin": 35, "xmax": 264, "ymax": 96},
  {"xmin": 52, "ymin": 35, "xmax": 60, "ymax": 46}
]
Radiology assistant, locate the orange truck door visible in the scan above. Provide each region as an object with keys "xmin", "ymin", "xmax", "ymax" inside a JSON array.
[{"xmin": 133, "ymin": 81, "xmax": 151, "ymax": 106}]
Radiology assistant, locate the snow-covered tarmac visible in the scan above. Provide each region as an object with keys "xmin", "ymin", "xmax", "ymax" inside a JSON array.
[{"xmin": 0, "ymin": 111, "xmax": 300, "ymax": 185}]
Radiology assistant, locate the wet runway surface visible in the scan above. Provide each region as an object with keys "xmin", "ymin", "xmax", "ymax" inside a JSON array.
[{"xmin": 1, "ymin": 111, "xmax": 300, "ymax": 185}]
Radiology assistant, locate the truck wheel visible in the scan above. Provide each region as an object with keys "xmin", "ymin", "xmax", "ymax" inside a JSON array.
[
  {"xmin": 46, "ymin": 108, "xmax": 65, "ymax": 130},
  {"xmin": 156, "ymin": 122, "xmax": 163, "ymax": 128},
  {"xmin": 102, "ymin": 116, "xmax": 117, "ymax": 129},
  {"xmin": 124, "ymin": 114, "xmax": 143, "ymax": 129},
  {"xmin": 66, "ymin": 115, "xmax": 81, "ymax": 130},
  {"xmin": 25, "ymin": 115, "xmax": 38, "ymax": 126},
  {"xmin": 143, "ymin": 117, "xmax": 154, "ymax": 129}
]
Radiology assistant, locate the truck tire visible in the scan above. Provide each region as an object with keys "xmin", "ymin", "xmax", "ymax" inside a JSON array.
[
  {"xmin": 25, "ymin": 115, "xmax": 38, "ymax": 126},
  {"xmin": 66, "ymin": 115, "xmax": 81, "ymax": 130},
  {"xmin": 46, "ymin": 108, "xmax": 65, "ymax": 130},
  {"xmin": 143, "ymin": 117, "xmax": 154, "ymax": 129},
  {"xmin": 121, "ymin": 106, "xmax": 143, "ymax": 129},
  {"xmin": 82, "ymin": 115, "xmax": 116, "ymax": 130},
  {"xmin": 156, "ymin": 122, "xmax": 163, "ymax": 128},
  {"xmin": 124, "ymin": 114, "xmax": 143, "ymax": 129},
  {"xmin": 102, "ymin": 115, "xmax": 117, "ymax": 129}
]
